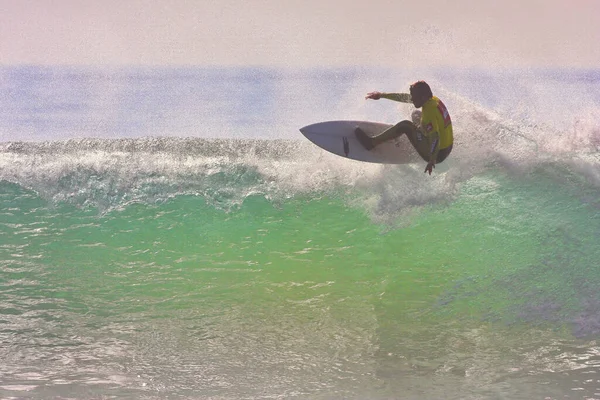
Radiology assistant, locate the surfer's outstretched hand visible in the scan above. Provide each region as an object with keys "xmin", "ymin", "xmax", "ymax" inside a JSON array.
[
  {"xmin": 424, "ymin": 162, "xmax": 435, "ymax": 175},
  {"xmin": 365, "ymin": 91, "xmax": 382, "ymax": 100}
]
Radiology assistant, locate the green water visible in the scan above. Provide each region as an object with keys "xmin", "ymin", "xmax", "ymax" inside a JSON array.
[{"xmin": 1, "ymin": 165, "xmax": 600, "ymax": 399}]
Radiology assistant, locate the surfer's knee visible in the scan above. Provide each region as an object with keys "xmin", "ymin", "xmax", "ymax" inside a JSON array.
[
  {"xmin": 411, "ymin": 110, "xmax": 422, "ymax": 127},
  {"xmin": 394, "ymin": 120, "xmax": 417, "ymax": 134}
]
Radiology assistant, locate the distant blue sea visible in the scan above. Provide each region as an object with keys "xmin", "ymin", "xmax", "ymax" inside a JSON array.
[{"xmin": 1, "ymin": 66, "xmax": 599, "ymax": 399}]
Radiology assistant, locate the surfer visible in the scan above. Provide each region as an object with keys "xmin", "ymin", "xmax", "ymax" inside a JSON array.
[{"xmin": 355, "ymin": 81, "xmax": 453, "ymax": 175}]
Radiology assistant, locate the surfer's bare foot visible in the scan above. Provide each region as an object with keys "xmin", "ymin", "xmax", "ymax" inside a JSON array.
[{"xmin": 355, "ymin": 127, "xmax": 375, "ymax": 150}]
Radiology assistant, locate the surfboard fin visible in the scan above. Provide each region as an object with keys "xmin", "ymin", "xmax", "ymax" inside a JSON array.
[{"xmin": 355, "ymin": 127, "xmax": 375, "ymax": 150}]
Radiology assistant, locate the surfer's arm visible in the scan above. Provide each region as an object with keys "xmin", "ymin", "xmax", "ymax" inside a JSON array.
[
  {"xmin": 423, "ymin": 131, "xmax": 440, "ymax": 175},
  {"xmin": 422, "ymin": 117, "xmax": 441, "ymax": 164},
  {"xmin": 379, "ymin": 93, "xmax": 412, "ymax": 103},
  {"xmin": 428, "ymin": 131, "xmax": 441, "ymax": 164},
  {"xmin": 365, "ymin": 92, "xmax": 412, "ymax": 103}
]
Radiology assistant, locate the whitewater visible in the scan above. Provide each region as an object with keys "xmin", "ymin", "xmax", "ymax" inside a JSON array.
[{"xmin": 1, "ymin": 66, "xmax": 599, "ymax": 399}]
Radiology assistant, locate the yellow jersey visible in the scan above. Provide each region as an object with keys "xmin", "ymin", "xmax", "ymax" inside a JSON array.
[{"xmin": 421, "ymin": 96, "xmax": 453, "ymax": 163}]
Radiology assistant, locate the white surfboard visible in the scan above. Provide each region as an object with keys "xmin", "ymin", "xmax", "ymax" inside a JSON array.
[{"xmin": 299, "ymin": 120, "xmax": 422, "ymax": 164}]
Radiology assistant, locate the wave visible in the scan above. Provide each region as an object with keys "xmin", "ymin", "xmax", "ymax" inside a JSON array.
[
  {"xmin": 1, "ymin": 108, "xmax": 599, "ymax": 215},
  {"xmin": 0, "ymin": 137, "xmax": 376, "ymax": 211}
]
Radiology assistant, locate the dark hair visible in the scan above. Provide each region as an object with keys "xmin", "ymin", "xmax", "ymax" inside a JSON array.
[{"xmin": 409, "ymin": 81, "xmax": 433, "ymax": 99}]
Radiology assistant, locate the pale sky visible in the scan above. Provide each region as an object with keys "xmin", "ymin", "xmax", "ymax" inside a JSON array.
[{"xmin": 1, "ymin": 0, "xmax": 599, "ymax": 68}]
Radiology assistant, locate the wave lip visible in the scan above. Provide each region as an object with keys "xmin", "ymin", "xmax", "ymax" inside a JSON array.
[{"xmin": 0, "ymin": 136, "xmax": 374, "ymax": 211}]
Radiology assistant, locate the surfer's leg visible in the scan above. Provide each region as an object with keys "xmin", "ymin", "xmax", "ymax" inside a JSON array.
[
  {"xmin": 358, "ymin": 119, "xmax": 453, "ymax": 162},
  {"xmin": 356, "ymin": 120, "xmax": 416, "ymax": 150},
  {"xmin": 354, "ymin": 127, "xmax": 375, "ymax": 150},
  {"xmin": 435, "ymin": 144, "xmax": 453, "ymax": 164},
  {"xmin": 400, "ymin": 122, "xmax": 431, "ymax": 162},
  {"xmin": 371, "ymin": 120, "xmax": 414, "ymax": 146}
]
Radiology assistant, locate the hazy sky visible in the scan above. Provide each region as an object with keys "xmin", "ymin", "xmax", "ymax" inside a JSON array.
[{"xmin": 1, "ymin": 0, "xmax": 599, "ymax": 67}]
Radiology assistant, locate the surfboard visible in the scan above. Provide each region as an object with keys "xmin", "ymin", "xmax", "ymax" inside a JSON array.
[{"xmin": 299, "ymin": 120, "xmax": 422, "ymax": 164}]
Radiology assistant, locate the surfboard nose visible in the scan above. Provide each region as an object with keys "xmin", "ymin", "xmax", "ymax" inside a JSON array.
[{"xmin": 299, "ymin": 122, "xmax": 319, "ymax": 136}]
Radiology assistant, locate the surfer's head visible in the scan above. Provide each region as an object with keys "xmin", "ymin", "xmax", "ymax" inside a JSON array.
[{"xmin": 409, "ymin": 81, "xmax": 433, "ymax": 108}]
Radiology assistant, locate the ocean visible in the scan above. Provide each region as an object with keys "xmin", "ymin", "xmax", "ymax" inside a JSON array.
[{"xmin": 1, "ymin": 66, "xmax": 599, "ymax": 399}]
